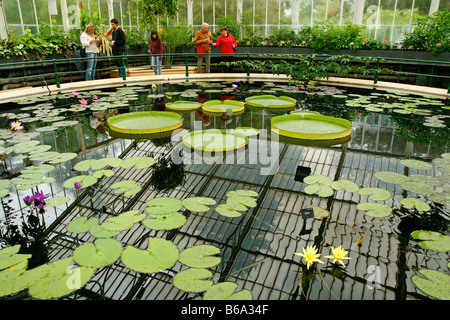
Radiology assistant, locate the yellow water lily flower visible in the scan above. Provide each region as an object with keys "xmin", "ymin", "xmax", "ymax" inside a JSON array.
[
  {"xmin": 324, "ymin": 245, "xmax": 351, "ymax": 268},
  {"xmin": 294, "ymin": 245, "xmax": 324, "ymax": 270}
]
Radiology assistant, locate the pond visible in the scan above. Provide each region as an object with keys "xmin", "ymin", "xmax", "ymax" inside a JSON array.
[{"xmin": 0, "ymin": 79, "xmax": 449, "ymax": 300}]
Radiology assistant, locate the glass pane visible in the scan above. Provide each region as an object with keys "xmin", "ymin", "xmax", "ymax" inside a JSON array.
[
  {"xmin": 4, "ymin": 0, "xmax": 21, "ymax": 25},
  {"xmin": 254, "ymin": 0, "xmax": 266, "ymax": 26},
  {"xmin": 326, "ymin": 0, "xmax": 341, "ymax": 24},
  {"xmin": 298, "ymin": 0, "xmax": 312, "ymax": 27},
  {"xmin": 20, "ymin": 0, "xmax": 37, "ymax": 25},
  {"xmin": 312, "ymin": 0, "xmax": 328, "ymax": 22},
  {"xmin": 341, "ymin": 0, "xmax": 356, "ymax": 23},
  {"xmin": 215, "ymin": 0, "xmax": 225, "ymax": 22},
  {"xmin": 226, "ymin": 0, "xmax": 237, "ymax": 19},
  {"xmin": 267, "ymin": 0, "xmax": 280, "ymax": 25},
  {"xmin": 121, "ymin": 1, "xmax": 130, "ymax": 27},
  {"xmin": 35, "ymin": 0, "xmax": 51, "ymax": 26},
  {"xmin": 362, "ymin": 0, "xmax": 380, "ymax": 26},
  {"xmin": 67, "ymin": 0, "xmax": 81, "ymax": 28},
  {"xmin": 203, "ymin": 0, "xmax": 213, "ymax": 26},
  {"xmin": 193, "ymin": 0, "xmax": 203, "ymax": 26},
  {"xmin": 99, "ymin": 0, "xmax": 109, "ymax": 23},
  {"xmin": 379, "ymin": 0, "xmax": 396, "ymax": 25},
  {"xmin": 178, "ymin": 0, "xmax": 188, "ymax": 24},
  {"xmin": 280, "ymin": 0, "xmax": 291, "ymax": 25},
  {"xmin": 394, "ymin": 0, "xmax": 413, "ymax": 26}
]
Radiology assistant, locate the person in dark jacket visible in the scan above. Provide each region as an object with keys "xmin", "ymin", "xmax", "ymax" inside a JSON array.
[
  {"xmin": 148, "ymin": 30, "xmax": 163, "ymax": 75},
  {"xmin": 110, "ymin": 18, "xmax": 127, "ymax": 78}
]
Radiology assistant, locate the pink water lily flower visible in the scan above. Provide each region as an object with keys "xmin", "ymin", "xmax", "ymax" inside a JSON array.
[
  {"xmin": 93, "ymin": 95, "xmax": 99, "ymax": 100},
  {"xmin": 72, "ymin": 91, "xmax": 79, "ymax": 96},
  {"xmin": 79, "ymin": 99, "xmax": 88, "ymax": 105},
  {"xmin": 10, "ymin": 121, "xmax": 24, "ymax": 131}
]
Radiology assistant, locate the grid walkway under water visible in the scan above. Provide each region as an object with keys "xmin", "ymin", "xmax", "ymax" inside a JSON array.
[{"xmin": 42, "ymin": 136, "xmax": 448, "ymax": 300}]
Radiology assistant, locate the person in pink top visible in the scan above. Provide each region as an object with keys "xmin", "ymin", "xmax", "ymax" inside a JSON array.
[
  {"xmin": 213, "ymin": 27, "xmax": 237, "ymax": 72},
  {"xmin": 148, "ymin": 30, "xmax": 163, "ymax": 75}
]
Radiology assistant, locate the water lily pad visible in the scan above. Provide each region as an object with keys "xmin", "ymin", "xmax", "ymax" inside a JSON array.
[
  {"xmin": 88, "ymin": 224, "xmax": 121, "ymax": 239},
  {"xmin": 182, "ymin": 197, "xmax": 217, "ymax": 212},
  {"xmin": 74, "ymin": 159, "xmax": 107, "ymax": 171},
  {"xmin": 110, "ymin": 180, "xmax": 142, "ymax": 197},
  {"xmin": 21, "ymin": 164, "xmax": 55, "ymax": 174},
  {"xmin": 411, "ymin": 230, "xmax": 450, "ymax": 252},
  {"xmin": 357, "ymin": 202, "xmax": 392, "ymax": 218},
  {"xmin": 46, "ymin": 197, "xmax": 70, "ymax": 207},
  {"xmin": 374, "ymin": 172, "xmax": 409, "ymax": 185},
  {"xmin": 73, "ymin": 238, "xmax": 123, "ymax": 268},
  {"xmin": 146, "ymin": 197, "xmax": 183, "ymax": 216},
  {"xmin": 101, "ymin": 210, "xmax": 145, "ymax": 231},
  {"xmin": 27, "ymin": 257, "xmax": 95, "ymax": 300},
  {"xmin": 0, "ymin": 245, "xmax": 31, "ymax": 271},
  {"xmin": 121, "ymin": 238, "xmax": 179, "ymax": 274},
  {"xmin": 331, "ymin": 179, "xmax": 359, "ymax": 193},
  {"xmin": 63, "ymin": 175, "xmax": 98, "ymax": 189},
  {"xmin": 0, "ymin": 259, "xmax": 30, "ymax": 297},
  {"xmin": 67, "ymin": 217, "xmax": 99, "ymax": 234},
  {"xmin": 228, "ymin": 127, "xmax": 260, "ymax": 137},
  {"xmin": 226, "ymin": 190, "xmax": 259, "ymax": 198},
  {"xmin": 400, "ymin": 181, "xmax": 436, "ymax": 195},
  {"xmin": 303, "ymin": 174, "xmax": 334, "ymax": 197},
  {"xmin": 357, "ymin": 188, "xmax": 392, "ymax": 201},
  {"xmin": 226, "ymin": 196, "xmax": 257, "ymax": 211},
  {"xmin": 412, "ymin": 269, "xmax": 450, "ymax": 300},
  {"xmin": 400, "ymin": 159, "xmax": 433, "ymax": 171},
  {"xmin": 178, "ymin": 245, "xmax": 221, "ymax": 268},
  {"xmin": 92, "ymin": 169, "xmax": 115, "ymax": 179},
  {"xmin": 215, "ymin": 204, "xmax": 243, "ymax": 218},
  {"xmin": 173, "ymin": 268, "xmax": 213, "ymax": 293},
  {"xmin": 142, "ymin": 212, "xmax": 187, "ymax": 230},
  {"xmin": 400, "ymin": 198, "xmax": 431, "ymax": 212},
  {"xmin": 203, "ymin": 282, "xmax": 252, "ymax": 300}
]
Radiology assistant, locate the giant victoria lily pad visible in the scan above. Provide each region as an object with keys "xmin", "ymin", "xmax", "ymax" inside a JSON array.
[
  {"xmin": 182, "ymin": 129, "xmax": 248, "ymax": 152},
  {"xmin": 245, "ymin": 95, "xmax": 297, "ymax": 110},
  {"xmin": 107, "ymin": 111, "xmax": 183, "ymax": 134},
  {"xmin": 201, "ymin": 100, "xmax": 245, "ymax": 115},
  {"xmin": 271, "ymin": 114, "xmax": 352, "ymax": 142}
]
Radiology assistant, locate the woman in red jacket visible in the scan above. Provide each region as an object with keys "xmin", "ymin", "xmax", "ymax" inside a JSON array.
[{"xmin": 213, "ymin": 27, "xmax": 237, "ymax": 72}]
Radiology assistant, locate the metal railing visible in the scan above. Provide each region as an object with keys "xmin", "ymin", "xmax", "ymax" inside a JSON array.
[{"xmin": 0, "ymin": 51, "xmax": 449, "ymax": 92}]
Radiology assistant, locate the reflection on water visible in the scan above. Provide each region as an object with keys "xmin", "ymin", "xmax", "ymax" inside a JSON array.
[{"xmin": 0, "ymin": 80, "xmax": 449, "ymax": 300}]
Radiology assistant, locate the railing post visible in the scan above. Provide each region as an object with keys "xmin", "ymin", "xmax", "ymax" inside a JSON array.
[
  {"xmin": 23, "ymin": 68, "xmax": 28, "ymax": 87},
  {"xmin": 185, "ymin": 53, "xmax": 189, "ymax": 77},
  {"xmin": 246, "ymin": 52, "xmax": 250, "ymax": 77},
  {"xmin": 374, "ymin": 58, "xmax": 380, "ymax": 85},
  {"xmin": 121, "ymin": 55, "xmax": 126, "ymax": 80},
  {"xmin": 53, "ymin": 60, "xmax": 60, "ymax": 88}
]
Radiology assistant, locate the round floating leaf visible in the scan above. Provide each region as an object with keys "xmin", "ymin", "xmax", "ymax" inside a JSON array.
[
  {"xmin": 400, "ymin": 181, "xmax": 436, "ymax": 195},
  {"xmin": 0, "ymin": 259, "xmax": 30, "ymax": 297},
  {"xmin": 357, "ymin": 202, "xmax": 392, "ymax": 218},
  {"xmin": 73, "ymin": 238, "xmax": 123, "ymax": 268},
  {"xmin": 27, "ymin": 258, "xmax": 95, "ymax": 300},
  {"xmin": 74, "ymin": 159, "xmax": 107, "ymax": 171},
  {"xmin": 331, "ymin": 179, "xmax": 359, "ymax": 193},
  {"xmin": 400, "ymin": 198, "xmax": 431, "ymax": 212},
  {"xmin": 303, "ymin": 174, "xmax": 334, "ymax": 197},
  {"xmin": 47, "ymin": 152, "xmax": 78, "ymax": 164},
  {"xmin": 215, "ymin": 204, "xmax": 243, "ymax": 218},
  {"xmin": 407, "ymin": 175, "xmax": 443, "ymax": 188},
  {"xmin": 203, "ymin": 282, "xmax": 253, "ymax": 300},
  {"xmin": 0, "ymin": 245, "xmax": 31, "ymax": 271},
  {"xmin": 411, "ymin": 230, "xmax": 450, "ymax": 252},
  {"xmin": 121, "ymin": 238, "xmax": 179, "ymax": 274},
  {"xmin": 21, "ymin": 164, "xmax": 55, "ymax": 174},
  {"xmin": 400, "ymin": 159, "xmax": 433, "ymax": 171},
  {"xmin": 46, "ymin": 197, "xmax": 70, "ymax": 207},
  {"xmin": 226, "ymin": 196, "xmax": 257, "ymax": 211},
  {"xmin": 182, "ymin": 197, "xmax": 216, "ymax": 212},
  {"xmin": 226, "ymin": 190, "xmax": 259, "ymax": 198},
  {"xmin": 67, "ymin": 217, "xmax": 99, "ymax": 234},
  {"xmin": 101, "ymin": 210, "xmax": 145, "ymax": 231},
  {"xmin": 178, "ymin": 245, "xmax": 221, "ymax": 268},
  {"xmin": 357, "ymin": 188, "xmax": 392, "ymax": 201},
  {"xmin": 429, "ymin": 191, "xmax": 450, "ymax": 207},
  {"xmin": 93, "ymin": 169, "xmax": 115, "ymax": 179},
  {"xmin": 146, "ymin": 197, "xmax": 183, "ymax": 216},
  {"xmin": 0, "ymin": 180, "xmax": 11, "ymax": 190},
  {"xmin": 142, "ymin": 212, "xmax": 187, "ymax": 230},
  {"xmin": 374, "ymin": 172, "xmax": 409, "ymax": 185},
  {"xmin": 63, "ymin": 175, "xmax": 98, "ymax": 189},
  {"xmin": 102, "ymin": 157, "xmax": 124, "ymax": 167},
  {"xmin": 88, "ymin": 224, "xmax": 121, "ymax": 239},
  {"xmin": 110, "ymin": 180, "xmax": 141, "ymax": 197},
  {"xmin": 412, "ymin": 269, "xmax": 450, "ymax": 300},
  {"xmin": 173, "ymin": 268, "xmax": 213, "ymax": 293}
]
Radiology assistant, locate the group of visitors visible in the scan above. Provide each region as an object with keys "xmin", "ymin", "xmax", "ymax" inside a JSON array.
[
  {"xmin": 193, "ymin": 22, "xmax": 237, "ymax": 73},
  {"xmin": 79, "ymin": 18, "xmax": 127, "ymax": 80},
  {"xmin": 78, "ymin": 20, "xmax": 236, "ymax": 81}
]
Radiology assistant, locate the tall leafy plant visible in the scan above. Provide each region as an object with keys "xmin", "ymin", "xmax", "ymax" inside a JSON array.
[{"xmin": 401, "ymin": 9, "xmax": 449, "ymax": 54}]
